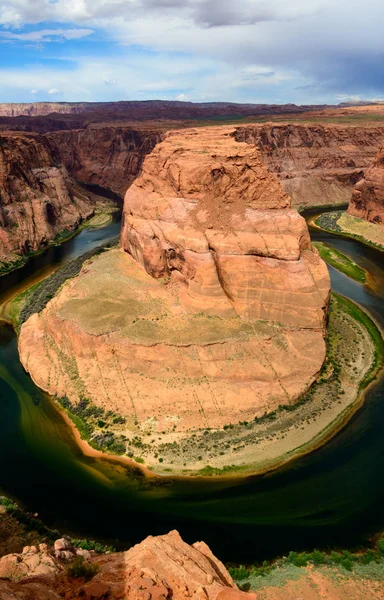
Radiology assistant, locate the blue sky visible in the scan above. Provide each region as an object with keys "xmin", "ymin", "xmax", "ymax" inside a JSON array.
[{"xmin": 0, "ymin": 0, "xmax": 383, "ymax": 104}]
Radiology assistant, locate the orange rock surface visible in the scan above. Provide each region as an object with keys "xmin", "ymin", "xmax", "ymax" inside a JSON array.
[
  {"xmin": 348, "ymin": 150, "xmax": 384, "ymax": 224},
  {"xmin": 0, "ymin": 131, "xmax": 94, "ymax": 262},
  {"xmin": 0, "ymin": 531, "xmax": 255, "ymax": 600},
  {"xmin": 19, "ymin": 126, "xmax": 329, "ymax": 440}
]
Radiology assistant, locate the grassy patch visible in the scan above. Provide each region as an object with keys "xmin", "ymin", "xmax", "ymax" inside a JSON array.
[
  {"xmin": 316, "ymin": 211, "xmax": 384, "ymax": 251},
  {"xmin": 18, "ymin": 236, "xmax": 119, "ymax": 326},
  {"xmin": 333, "ymin": 293, "xmax": 384, "ymax": 388},
  {"xmin": 67, "ymin": 556, "xmax": 99, "ymax": 581},
  {"xmin": 228, "ymin": 536, "xmax": 384, "ymax": 590},
  {"xmin": 313, "ymin": 241, "xmax": 367, "ymax": 282}
]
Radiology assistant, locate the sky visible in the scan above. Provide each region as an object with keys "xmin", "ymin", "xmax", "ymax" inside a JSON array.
[{"xmin": 0, "ymin": 0, "xmax": 383, "ymax": 105}]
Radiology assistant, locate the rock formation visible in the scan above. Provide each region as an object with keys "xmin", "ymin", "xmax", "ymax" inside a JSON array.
[
  {"xmin": 19, "ymin": 126, "xmax": 330, "ymax": 448},
  {"xmin": 0, "ymin": 100, "xmax": 328, "ymax": 120},
  {"xmin": 47, "ymin": 125, "xmax": 163, "ymax": 197},
  {"xmin": 0, "ymin": 131, "xmax": 95, "ymax": 264},
  {"xmin": 236, "ymin": 124, "xmax": 384, "ymax": 208},
  {"xmin": 0, "ymin": 531, "xmax": 255, "ymax": 600},
  {"xmin": 348, "ymin": 150, "xmax": 384, "ymax": 224}
]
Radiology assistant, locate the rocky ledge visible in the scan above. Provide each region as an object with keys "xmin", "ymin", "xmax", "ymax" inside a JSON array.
[
  {"xmin": 0, "ymin": 530, "xmax": 254, "ymax": 600},
  {"xmin": 19, "ymin": 126, "xmax": 330, "ymax": 465},
  {"xmin": 348, "ymin": 150, "xmax": 384, "ymax": 224}
]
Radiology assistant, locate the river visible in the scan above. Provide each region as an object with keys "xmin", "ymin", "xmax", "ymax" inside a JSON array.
[{"xmin": 0, "ymin": 206, "xmax": 383, "ymax": 564}]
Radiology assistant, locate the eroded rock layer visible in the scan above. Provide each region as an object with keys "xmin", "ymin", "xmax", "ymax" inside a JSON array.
[
  {"xmin": 0, "ymin": 531, "xmax": 254, "ymax": 600},
  {"xmin": 0, "ymin": 132, "xmax": 94, "ymax": 262},
  {"xmin": 47, "ymin": 125, "xmax": 163, "ymax": 196},
  {"xmin": 235, "ymin": 124, "xmax": 384, "ymax": 208},
  {"xmin": 20, "ymin": 126, "xmax": 329, "ymax": 436},
  {"xmin": 348, "ymin": 150, "xmax": 384, "ymax": 224}
]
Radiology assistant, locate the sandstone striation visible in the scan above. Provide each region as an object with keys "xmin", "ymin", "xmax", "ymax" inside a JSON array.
[
  {"xmin": 235, "ymin": 124, "xmax": 384, "ymax": 208},
  {"xmin": 19, "ymin": 126, "xmax": 330, "ymax": 447},
  {"xmin": 0, "ymin": 531, "xmax": 255, "ymax": 600},
  {"xmin": 47, "ymin": 125, "xmax": 163, "ymax": 197},
  {"xmin": 0, "ymin": 131, "xmax": 95, "ymax": 264},
  {"xmin": 348, "ymin": 150, "xmax": 384, "ymax": 224}
]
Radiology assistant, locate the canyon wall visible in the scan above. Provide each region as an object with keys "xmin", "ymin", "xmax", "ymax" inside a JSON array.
[
  {"xmin": 348, "ymin": 150, "xmax": 384, "ymax": 224},
  {"xmin": 20, "ymin": 126, "xmax": 330, "ymax": 441},
  {"xmin": 47, "ymin": 125, "xmax": 163, "ymax": 197},
  {"xmin": 235, "ymin": 124, "xmax": 384, "ymax": 208},
  {"xmin": 0, "ymin": 100, "xmax": 329, "ymax": 119},
  {"xmin": 0, "ymin": 132, "xmax": 95, "ymax": 263}
]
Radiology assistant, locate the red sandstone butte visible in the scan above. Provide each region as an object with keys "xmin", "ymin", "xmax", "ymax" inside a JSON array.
[{"xmin": 19, "ymin": 126, "xmax": 330, "ymax": 438}]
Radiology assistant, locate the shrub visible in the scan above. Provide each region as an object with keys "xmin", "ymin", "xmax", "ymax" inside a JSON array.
[
  {"xmin": 228, "ymin": 565, "xmax": 249, "ymax": 581},
  {"xmin": 67, "ymin": 556, "xmax": 99, "ymax": 581}
]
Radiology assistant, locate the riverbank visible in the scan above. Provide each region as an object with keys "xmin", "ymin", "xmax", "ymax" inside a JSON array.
[
  {"xmin": 314, "ymin": 210, "xmax": 384, "ymax": 251},
  {"xmin": 0, "ymin": 196, "xmax": 119, "ymax": 278},
  {"xmin": 313, "ymin": 241, "xmax": 367, "ymax": 282},
  {"xmin": 11, "ymin": 258, "xmax": 384, "ymax": 478}
]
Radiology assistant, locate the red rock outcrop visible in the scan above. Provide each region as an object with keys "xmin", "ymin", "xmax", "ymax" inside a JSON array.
[
  {"xmin": 19, "ymin": 126, "xmax": 329, "ymax": 445},
  {"xmin": 121, "ymin": 126, "xmax": 329, "ymax": 327},
  {"xmin": 0, "ymin": 131, "xmax": 95, "ymax": 263},
  {"xmin": 348, "ymin": 150, "xmax": 384, "ymax": 224},
  {"xmin": 235, "ymin": 124, "xmax": 384, "ymax": 208},
  {"xmin": 0, "ymin": 531, "xmax": 255, "ymax": 600},
  {"xmin": 47, "ymin": 125, "xmax": 163, "ymax": 197}
]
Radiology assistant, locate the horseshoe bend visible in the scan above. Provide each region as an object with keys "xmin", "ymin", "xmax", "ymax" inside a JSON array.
[{"xmin": 18, "ymin": 125, "xmax": 332, "ymax": 473}]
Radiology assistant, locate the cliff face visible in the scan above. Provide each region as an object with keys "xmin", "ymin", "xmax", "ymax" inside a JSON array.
[
  {"xmin": 348, "ymin": 150, "xmax": 384, "ymax": 223},
  {"xmin": 47, "ymin": 125, "xmax": 163, "ymax": 197},
  {"xmin": 19, "ymin": 127, "xmax": 330, "ymax": 442},
  {"xmin": 0, "ymin": 132, "xmax": 94, "ymax": 263},
  {"xmin": 235, "ymin": 124, "xmax": 384, "ymax": 208}
]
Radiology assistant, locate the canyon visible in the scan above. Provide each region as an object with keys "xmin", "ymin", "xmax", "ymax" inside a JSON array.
[
  {"xmin": 18, "ymin": 125, "xmax": 330, "ymax": 470},
  {"xmin": 236, "ymin": 123, "xmax": 384, "ymax": 208},
  {"xmin": 0, "ymin": 131, "xmax": 95, "ymax": 267},
  {"xmin": 1, "ymin": 104, "xmax": 384, "ymax": 271},
  {"xmin": 348, "ymin": 150, "xmax": 384, "ymax": 224}
]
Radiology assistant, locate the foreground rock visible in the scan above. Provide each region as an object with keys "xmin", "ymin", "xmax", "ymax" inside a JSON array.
[
  {"xmin": 0, "ymin": 531, "xmax": 254, "ymax": 600},
  {"xmin": 0, "ymin": 131, "xmax": 95, "ymax": 265},
  {"xmin": 348, "ymin": 150, "xmax": 384, "ymax": 224}
]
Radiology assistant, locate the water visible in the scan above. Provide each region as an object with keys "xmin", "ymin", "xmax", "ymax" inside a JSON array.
[{"xmin": 0, "ymin": 207, "xmax": 383, "ymax": 563}]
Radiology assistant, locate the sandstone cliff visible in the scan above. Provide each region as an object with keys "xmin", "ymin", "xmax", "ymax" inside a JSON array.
[
  {"xmin": 47, "ymin": 125, "xmax": 163, "ymax": 197},
  {"xmin": 0, "ymin": 132, "xmax": 95, "ymax": 264},
  {"xmin": 235, "ymin": 124, "xmax": 384, "ymax": 208},
  {"xmin": 348, "ymin": 150, "xmax": 384, "ymax": 224},
  {"xmin": 0, "ymin": 531, "xmax": 254, "ymax": 600},
  {"xmin": 19, "ymin": 126, "xmax": 330, "ymax": 449}
]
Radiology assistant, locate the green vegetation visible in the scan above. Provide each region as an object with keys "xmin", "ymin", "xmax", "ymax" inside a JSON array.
[
  {"xmin": 228, "ymin": 536, "xmax": 384, "ymax": 589},
  {"xmin": 316, "ymin": 211, "xmax": 384, "ymax": 251},
  {"xmin": 334, "ymin": 293, "xmax": 384, "ymax": 388},
  {"xmin": 17, "ymin": 236, "xmax": 119, "ymax": 326},
  {"xmin": 58, "ymin": 396, "xmax": 128, "ymax": 456},
  {"xmin": 313, "ymin": 241, "xmax": 367, "ymax": 282},
  {"xmin": 0, "ymin": 496, "xmax": 60, "ymax": 540},
  {"xmin": 67, "ymin": 556, "xmax": 99, "ymax": 581},
  {"xmin": 0, "ymin": 495, "xmax": 115, "ymax": 553}
]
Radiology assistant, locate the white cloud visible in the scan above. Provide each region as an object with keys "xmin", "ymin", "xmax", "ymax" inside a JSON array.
[
  {"xmin": 48, "ymin": 87, "xmax": 60, "ymax": 95},
  {"xmin": 0, "ymin": 28, "xmax": 93, "ymax": 42},
  {"xmin": 175, "ymin": 93, "xmax": 189, "ymax": 101},
  {"xmin": 30, "ymin": 88, "xmax": 37, "ymax": 94},
  {"xmin": 0, "ymin": 0, "xmax": 383, "ymax": 102}
]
